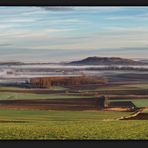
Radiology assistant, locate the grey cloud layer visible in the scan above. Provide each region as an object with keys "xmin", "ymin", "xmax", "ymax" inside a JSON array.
[
  {"xmin": 0, "ymin": 43, "xmax": 12, "ymax": 47},
  {"xmin": 41, "ymin": 7, "xmax": 74, "ymax": 11}
]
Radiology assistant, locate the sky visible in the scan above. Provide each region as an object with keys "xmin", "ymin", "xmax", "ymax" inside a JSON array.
[{"xmin": 0, "ymin": 7, "xmax": 148, "ymax": 62}]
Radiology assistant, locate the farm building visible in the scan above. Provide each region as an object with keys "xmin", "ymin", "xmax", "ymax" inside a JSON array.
[{"xmin": 30, "ymin": 75, "xmax": 106, "ymax": 88}]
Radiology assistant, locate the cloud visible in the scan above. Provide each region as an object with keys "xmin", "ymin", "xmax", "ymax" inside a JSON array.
[
  {"xmin": 0, "ymin": 18, "xmax": 37, "ymax": 23},
  {"xmin": 41, "ymin": 7, "xmax": 74, "ymax": 11},
  {"xmin": 0, "ymin": 43, "xmax": 12, "ymax": 47},
  {"xmin": 104, "ymin": 27, "xmax": 148, "ymax": 32},
  {"xmin": 106, "ymin": 12, "xmax": 148, "ymax": 21},
  {"xmin": 40, "ymin": 6, "xmax": 122, "ymax": 13}
]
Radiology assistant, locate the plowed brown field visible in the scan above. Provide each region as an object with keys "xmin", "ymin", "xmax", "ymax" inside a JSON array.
[{"xmin": 0, "ymin": 98, "xmax": 104, "ymax": 111}]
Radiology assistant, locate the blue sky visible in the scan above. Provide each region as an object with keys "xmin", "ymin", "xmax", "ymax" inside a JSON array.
[{"xmin": 0, "ymin": 7, "xmax": 148, "ymax": 62}]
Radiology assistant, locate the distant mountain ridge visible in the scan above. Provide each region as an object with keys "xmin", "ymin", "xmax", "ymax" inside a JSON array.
[
  {"xmin": 139, "ymin": 59, "xmax": 148, "ymax": 63},
  {"xmin": 0, "ymin": 62, "xmax": 58, "ymax": 65},
  {"xmin": 67, "ymin": 57, "xmax": 147, "ymax": 65},
  {"xmin": 0, "ymin": 62, "xmax": 24, "ymax": 65},
  {"xmin": 0, "ymin": 57, "xmax": 147, "ymax": 66}
]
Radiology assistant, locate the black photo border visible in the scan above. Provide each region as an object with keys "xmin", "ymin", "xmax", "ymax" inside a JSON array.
[
  {"xmin": 0, "ymin": 0, "xmax": 148, "ymax": 6},
  {"xmin": 0, "ymin": 0, "xmax": 148, "ymax": 148}
]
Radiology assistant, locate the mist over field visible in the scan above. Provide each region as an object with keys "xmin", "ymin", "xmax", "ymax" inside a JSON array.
[{"xmin": 0, "ymin": 7, "xmax": 148, "ymax": 140}]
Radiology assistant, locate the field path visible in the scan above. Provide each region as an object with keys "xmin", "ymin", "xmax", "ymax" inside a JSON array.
[{"xmin": 118, "ymin": 107, "xmax": 148, "ymax": 120}]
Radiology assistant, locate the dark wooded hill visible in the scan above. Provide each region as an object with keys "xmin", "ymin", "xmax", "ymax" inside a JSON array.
[{"xmin": 67, "ymin": 57, "xmax": 146, "ymax": 65}]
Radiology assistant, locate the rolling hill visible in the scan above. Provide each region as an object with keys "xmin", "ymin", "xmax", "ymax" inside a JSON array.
[{"xmin": 67, "ymin": 57, "xmax": 146, "ymax": 65}]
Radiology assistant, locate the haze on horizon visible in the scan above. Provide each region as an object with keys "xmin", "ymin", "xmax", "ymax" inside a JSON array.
[{"xmin": 0, "ymin": 6, "xmax": 148, "ymax": 63}]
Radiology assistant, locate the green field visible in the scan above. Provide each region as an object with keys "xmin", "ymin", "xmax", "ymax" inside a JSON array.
[
  {"xmin": 0, "ymin": 109, "xmax": 130, "ymax": 121},
  {"xmin": 131, "ymin": 99, "xmax": 148, "ymax": 107},
  {"xmin": 123, "ymin": 84, "xmax": 148, "ymax": 89},
  {"xmin": 0, "ymin": 86, "xmax": 24, "ymax": 90},
  {"xmin": 0, "ymin": 92, "xmax": 93, "ymax": 100},
  {"xmin": 94, "ymin": 83, "xmax": 148, "ymax": 91},
  {"xmin": 142, "ymin": 109, "xmax": 148, "ymax": 113},
  {"xmin": 0, "ymin": 109, "xmax": 147, "ymax": 140},
  {"xmin": 0, "ymin": 86, "xmax": 67, "ymax": 91},
  {"xmin": 0, "ymin": 84, "xmax": 148, "ymax": 140},
  {"xmin": 110, "ymin": 99, "xmax": 148, "ymax": 108}
]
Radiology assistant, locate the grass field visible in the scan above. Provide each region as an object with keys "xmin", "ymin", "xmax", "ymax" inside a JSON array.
[
  {"xmin": 0, "ymin": 92, "xmax": 93, "ymax": 100},
  {"xmin": 0, "ymin": 110, "xmax": 139, "ymax": 139},
  {"xmin": 0, "ymin": 84, "xmax": 148, "ymax": 140},
  {"xmin": 131, "ymin": 99, "xmax": 148, "ymax": 107},
  {"xmin": 123, "ymin": 84, "xmax": 148, "ymax": 89},
  {"xmin": 0, "ymin": 86, "xmax": 24, "ymax": 91},
  {"xmin": 142, "ymin": 109, "xmax": 148, "ymax": 113},
  {"xmin": 0, "ymin": 83, "xmax": 148, "ymax": 92},
  {"xmin": 0, "ymin": 86, "xmax": 67, "ymax": 91},
  {"xmin": 95, "ymin": 83, "xmax": 148, "ymax": 91},
  {"xmin": 0, "ymin": 109, "xmax": 147, "ymax": 140},
  {"xmin": 110, "ymin": 99, "xmax": 148, "ymax": 107},
  {"xmin": 0, "ymin": 109, "xmax": 130, "ymax": 121}
]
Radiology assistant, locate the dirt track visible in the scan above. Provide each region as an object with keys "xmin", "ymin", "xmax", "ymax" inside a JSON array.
[
  {"xmin": 123, "ymin": 113, "xmax": 148, "ymax": 120},
  {"xmin": 120, "ymin": 108, "xmax": 148, "ymax": 120}
]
